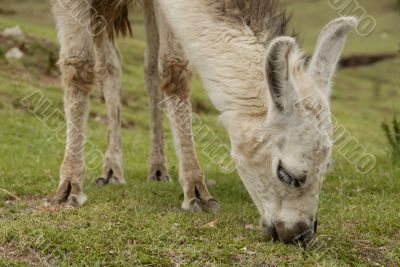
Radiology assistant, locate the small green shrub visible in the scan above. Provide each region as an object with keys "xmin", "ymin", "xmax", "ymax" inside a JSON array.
[
  {"xmin": 382, "ymin": 115, "xmax": 400, "ymax": 162},
  {"xmin": 0, "ymin": 46, "xmax": 5, "ymax": 58}
]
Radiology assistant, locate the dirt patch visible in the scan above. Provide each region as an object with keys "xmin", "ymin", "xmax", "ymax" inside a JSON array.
[
  {"xmin": 161, "ymin": 250, "xmax": 187, "ymax": 266},
  {"xmin": 387, "ymin": 231, "xmax": 400, "ymax": 252},
  {"xmin": 0, "ymin": 8, "xmax": 16, "ymax": 15},
  {"xmin": 0, "ymin": 242, "xmax": 39, "ymax": 266},
  {"xmin": 354, "ymin": 239, "xmax": 396, "ymax": 266},
  {"xmin": 1, "ymin": 191, "xmax": 52, "ymax": 214},
  {"xmin": 0, "ymin": 30, "xmax": 59, "ymax": 80},
  {"xmin": 228, "ymin": 252, "xmax": 279, "ymax": 267},
  {"xmin": 0, "ymin": 241, "xmax": 58, "ymax": 266},
  {"xmin": 340, "ymin": 53, "xmax": 399, "ymax": 69}
]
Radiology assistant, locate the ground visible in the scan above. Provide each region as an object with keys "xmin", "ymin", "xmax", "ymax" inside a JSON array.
[{"xmin": 0, "ymin": 0, "xmax": 399, "ymax": 266}]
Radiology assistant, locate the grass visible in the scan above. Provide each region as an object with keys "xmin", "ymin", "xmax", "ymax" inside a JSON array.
[
  {"xmin": 382, "ymin": 116, "xmax": 400, "ymax": 162},
  {"xmin": 0, "ymin": 0, "xmax": 399, "ymax": 265}
]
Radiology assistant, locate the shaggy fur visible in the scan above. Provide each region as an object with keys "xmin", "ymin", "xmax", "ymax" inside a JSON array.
[
  {"xmin": 204, "ymin": 0, "xmax": 290, "ymax": 45},
  {"xmin": 91, "ymin": 0, "xmax": 134, "ymax": 42},
  {"xmin": 50, "ymin": 0, "xmax": 357, "ymax": 244}
]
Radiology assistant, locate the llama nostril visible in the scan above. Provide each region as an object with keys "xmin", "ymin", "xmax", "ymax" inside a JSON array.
[
  {"xmin": 261, "ymin": 221, "xmax": 279, "ymax": 241},
  {"xmin": 270, "ymin": 225, "xmax": 279, "ymax": 241},
  {"xmin": 294, "ymin": 234, "xmax": 304, "ymax": 243}
]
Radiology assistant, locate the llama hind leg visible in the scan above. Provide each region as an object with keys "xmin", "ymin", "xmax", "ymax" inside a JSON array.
[
  {"xmin": 157, "ymin": 12, "xmax": 220, "ymax": 213},
  {"xmin": 143, "ymin": 0, "xmax": 170, "ymax": 182},
  {"xmin": 51, "ymin": 1, "xmax": 94, "ymax": 206},
  {"xmin": 94, "ymin": 39, "xmax": 125, "ymax": 187}
]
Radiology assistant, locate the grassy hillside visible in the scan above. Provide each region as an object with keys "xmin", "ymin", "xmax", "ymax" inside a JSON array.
[{"xmin": 0, "ymin": 0, "xmax": 399, "ymax": 265}]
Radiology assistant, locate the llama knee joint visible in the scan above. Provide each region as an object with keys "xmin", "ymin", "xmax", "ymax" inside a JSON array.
[
  {"xmin": 59, "ymin": 56, "xmax": 95, "ymax": 93},
  {"xmin": 160, "ymin": 58, "xmax": 192, "ymax": 98}
]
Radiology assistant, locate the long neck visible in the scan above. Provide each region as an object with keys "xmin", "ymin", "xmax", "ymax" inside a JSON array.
[{"xmin": 158, "ymin": 0, "xmax": 268, "ymax": 114}]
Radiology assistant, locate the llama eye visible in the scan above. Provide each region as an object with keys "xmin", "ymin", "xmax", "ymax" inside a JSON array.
[
  {"xmin": 278, "ymin": 166, "xmax": 292, "ymax": 184},
  {"xmin": 277, "ymin": 161, "xmax": 305, "ymax": 188}
]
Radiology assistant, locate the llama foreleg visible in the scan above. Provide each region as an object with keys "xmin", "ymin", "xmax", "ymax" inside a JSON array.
[
  {"xmin": 51, "ymin": 0, "xmax": 95, "ymax": 207},
  {"xmin": 157, "ymin": 14, "xmax": 220, "ymax": 213}
]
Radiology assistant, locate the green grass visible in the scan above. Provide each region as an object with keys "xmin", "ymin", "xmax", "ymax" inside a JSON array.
[
  {"xmin": 0, "ymin": 0, "xmax": 399, "ymax": 265},
  {"xmin": 382, "ymin": 115, "xmax": 400, "ymax": 161}
]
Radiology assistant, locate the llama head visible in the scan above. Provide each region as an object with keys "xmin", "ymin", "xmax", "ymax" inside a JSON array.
[{"xmin": 232, "ymin": 17, "xmax": 357, "ymax": 244}]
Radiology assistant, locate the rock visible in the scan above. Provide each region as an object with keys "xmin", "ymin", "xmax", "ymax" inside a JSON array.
[
  {"xmin": 0, "ymin": 8, "xmax": 16, "ymax": 15},
  {"xmin": 206, "ymin": 179, "xmax": 217, "ymax": 187},
  {"xmin": 5, "ymin": 47, "xmax": 24, "ymax": 60},
  {"xmin": 2, "ymin": 25, "xmax": 25, "ymax": 40},
  {"xmin": 5, "ymin": 200, "xmax": 16, "ymax": 206}
]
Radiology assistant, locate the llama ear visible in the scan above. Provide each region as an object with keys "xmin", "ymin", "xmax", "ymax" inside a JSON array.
[
  {"xmin": 308, "ymin": 17, "xmax": 357, "ymax": 97},
  {"xmin": 265, "ymin": 37, "xmax": 298, "ymax": 114}
]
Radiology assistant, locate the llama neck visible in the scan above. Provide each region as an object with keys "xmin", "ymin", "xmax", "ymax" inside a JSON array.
[
  {"xmin": 195, "ymin": 41, "xmax": 268, "ymax": 114},
  {"xmin": 158, "ymin": 0, "xmax": 269, "ymax": 115}
]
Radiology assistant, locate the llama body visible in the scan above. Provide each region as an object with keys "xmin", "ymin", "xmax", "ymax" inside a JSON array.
[{"xmin": 50, "ymin": 0, "xmax": 356, "ymax": 244}]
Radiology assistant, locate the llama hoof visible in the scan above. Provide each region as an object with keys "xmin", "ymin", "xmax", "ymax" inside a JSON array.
[
  {"xmin": 51, "ymin": 181, "xmax": 87, "ymax": 208},
  {"xmin": 147, "ymin": 169, "xmax": 171, "ymax": 182},
  {"xmin": 202, "ymin": 198, "xmax": 221, "ymax": 214},
  {"xmin": 181, "ymin": 182, "xmax": 220, "ymax": 213},
  {"xmin": 185, "ymin": 198, "xmax": 203, "ymax": 213},
  {"xmin": 51, "ymin": 196, "xmax": 67, "ymax": 206},
  {"xmin": 147, "ymin": 174, "xmax": 171, "ymax": 182},
  {"xmin": 65, "ymin": 193, "xmax": 87, "ymax": 207},
  {"xmin": 96, "ymin": 169, "xmax": 126, "ymax": 187},
  {"xmin": 96, "ymin": 177, "xmax": 107, "ymax": 187},
  {"xmin": 96, "ymin": 176, "xmax": 125, "ymax": 187},
  {"xmin": 110, "ymin": 176, "xmax": 126, "ymax": 185},
  {"xmin": 182, "ymin": 198, "xmax": 220, "ymax": 213},
  {"xmin": 51, "ymin": 181, "xmax": 71, "ymax": 205},
  {"xmin": 50, "ymin": 193, "xmax": 87, "ymax": 208}
]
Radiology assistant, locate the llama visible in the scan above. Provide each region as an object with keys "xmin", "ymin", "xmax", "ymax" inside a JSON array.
[{"xmin": 50, "ymin": 0, "xmax": 356, "ymax": 244}]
